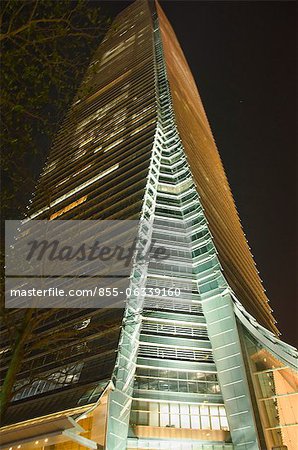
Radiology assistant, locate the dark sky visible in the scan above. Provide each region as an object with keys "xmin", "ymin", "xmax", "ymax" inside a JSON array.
[{"xmin": 102, "ymin": 0, "xmax": 296, "ymax": 346}]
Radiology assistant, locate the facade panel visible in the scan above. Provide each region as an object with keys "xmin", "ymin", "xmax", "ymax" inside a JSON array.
[{"xmin": 1, "ymin": 1, "xmax": 297, "ymax": 449}]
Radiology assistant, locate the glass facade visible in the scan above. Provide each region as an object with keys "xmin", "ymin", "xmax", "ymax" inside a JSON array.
[
  {"xmin": 131, "ymin": 401, "xmax": 228, "ymax": 430},
  {"xmin": 1, "ymin": 1, "xmax": 297, "ymax": 450}
]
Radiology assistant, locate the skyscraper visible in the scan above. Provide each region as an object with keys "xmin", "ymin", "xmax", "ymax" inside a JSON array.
[{"xmin": 1, "ymin": 1, "xmax": 297, "ymax": 450}]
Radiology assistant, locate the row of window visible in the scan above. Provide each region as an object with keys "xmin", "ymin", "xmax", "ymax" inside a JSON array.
[
  {"xmin": 136, "ymin": 368, "xmax": 218, "ymax": 383},
  {"xmin": 143, "ymin": 298, "xmax": 202, "ymax": 314},
  {"xmin": 134, "ymin": 377, "xmax": 220, "ymax": 395},
  {"xmin": 130, "ymin": 401, "xmax": 229, "ymax": 430},
  {"xmin": 141, "ymin": 321, "xmax": 208, "ymax": 338},
  {"xmin": 138, "ymin": 344, "xmax": 213, "ymax": 362},
  {"xmin": 13, "ymin": 363, "xmax": 83, "ymax": 401}
]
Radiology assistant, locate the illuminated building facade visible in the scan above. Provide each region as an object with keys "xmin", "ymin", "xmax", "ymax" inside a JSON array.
[{"xmin": 1, "ymin": 1, "xmax": 297, "ymax": 449}]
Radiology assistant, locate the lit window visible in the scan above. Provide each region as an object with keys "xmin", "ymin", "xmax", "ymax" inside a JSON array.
[
  {"xmin": 76, "ymin": 94, "xmax": 128, "ymax": 134},
  {"xmin": 180, "ymin": 404, "xmax": 190, "ymax": 428},
  {"xmin": 49, "ymin": 195, "xmax": 88, "ymax": 220},
  {"xmin": 160, "ymin": 403, "xmax": 169, "ymax": 427},
  {"xmin": 211, "ymin": 383, "xmax": 221, "ymax": 393},
  {"xmin": 211, "ymin": 416, "xmax": 221, "ymax": 430},
  {"xmin": 220, "ymin": 416, "xmax": 229, "ymax": 429},
  {"xmin": 49, "ymin": 164, "xmax": 119, "ymax": 208},
  {"xmin": 73, "ymin": 150, "xmax": 86, "ymax": 160},
  {"xmin": 43, "ymin": 161, "xmax": 56, "ymax": 175},
  {"xmin": 131, "ymin": 119, "xmax": 155, "ymax": 136},
  {"xmin": 131, "ymin": 105, "xmax": 155, "ymax": 123},
  {"xmin": 79, "ymin": 136, "xmax": 93, "ymax": 148},
  {"xmin": 169, "ymin": 403, "xmax": 180, "ymax": 427},
  {"xmin": 25, "ymin": 164, "xmax": 119, "ymax": 221},
  {"xmin": 201, "ymin": 415, "xmax": 210, "ymax": 429},
  {"xmin": 104, "ymin": 126, "xmax": 126, "ymax": 140},
  {"xmin": 72, "ymin": 164, "xmax": 92, "ymax": 177},
  {"xmin": 74, "ymin": 318, "xmax": 91, "ymax": 330},
  {"xmin": 56, "ymin": 177, "xmax": 70, "ymax": 188},
  {"xmin": 103, "ymin": 138, "xmax": 124, "ymax": 153},
  {"xmin": 149, "ymin": 402, "xmax": 158, "ymax": 427},
  {"xmin": 190, "ymin": 405, "xmax": 200, "ymax": 429}
]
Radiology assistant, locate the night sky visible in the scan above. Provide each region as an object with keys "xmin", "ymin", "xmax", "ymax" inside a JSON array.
[{"xmin": 102, "ymin": 0, "xmax": 296, "ymax": 346}]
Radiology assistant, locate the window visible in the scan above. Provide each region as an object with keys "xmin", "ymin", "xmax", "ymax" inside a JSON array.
[
  {"xmin": 130, "ymin": 119, "xmax": 155, "ymax": 136},
  {"xmin": 13, "ymin": 362, "xmax": 84, "ymax": 401},
  {"xmin": 27, "ymin": 164, "xmax": 119, "ymax": 220},
  {"xmin": 103, "ymin": 138, "xmax": 124, "ymax": 153},
  {"xmin": 50, "ymin": 195, "xmax": 88, "ymax": 220},
  {"xmin": 130, "ymin": 401, "xmax": 229, "ymax": 430}
]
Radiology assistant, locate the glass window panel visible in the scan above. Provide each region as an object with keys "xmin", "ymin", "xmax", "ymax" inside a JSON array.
[
  {"xmin": 168, "ymin": 380, "xmax": 178, "ymax": 391},
  {"xmin": 139, "ymin": 379, "xmax": 149, "ymax": 389},
  {"xmin": 170, "ymin": 403, "xmax": 180, "ymax": 428},
  {"xmin": 201, "ymin": 416, "xmax": 210, "ymax": 429},
  {"xmin": 190, "ymin": 405, "xmax": 199, "ymax": 415},
  {"xmin": 211, "ymin": 416, "xmax": 221, "ymax": 430},
  {"xmin": 159, "ymin": 402, "xmax": 170, "ymax": 426},
  {"xmin": 180, "ymin": 405, "xmax": 189, "ymax": 414},
  {"xmin": 178, "ymin": 381, "xmax": 188, "ymax": 392},
  {"xmin": 138, "ymin": 401, "xmax": 147, "ymax": 410},
  {"xmin": 160, "ymin": 403, "xmax": 169, "ymax": 413},
  {"xmin": 159, "ymin": 370, "xmax": 170, "ymax": 378},
  {"xmin": 170, "ymin": 403, "xmax": 179, "ymax": 414},
  {"xmin": 178, "ymin": 371, "xmax": 187, "ymax": 379},
  {"xmin": 200, "ymin": 406, "xmax": 209, "ymax": 415},
  {"xmin": 149, "ymin": 380, "xmax": 158, "ymax": 390},
  {"xmin": 210, "ymin": 384, "xmax": 221, "ymax": 394},
  {"xmin": 139, "ymin": 411, "xmax": 148, "ymax": 426},
  {"xmin": 210, "ymin": 406, "xmax": 218, "ymax": 416},
  {"xmin": 170, "ymin": 414, "xmax": 180, "ymax": 428},
  {"xmin": 220, "ymin": 416, "xmax": 229, "ymax": 429},
  {"xmin": 180, "ymin": 414, "xmax": 190, "ymax": 428},
  {"xmin": 199, "ymin": 383, "xmax": 208, "ymax": 394},
  {"xmin": 188, "ymin": 382, "xmax": 197, "ymax": 393},
  {"xmin": 149, "ymin": 402, "xmax": 158, "ymax": 427},
  {"xmin": 190, "ymin": 414, "xmax": 200, "ymax": 429},
  {"xmin": 219, "ymin": 406, "xmax": 226, "ymax": 416},
  {"xmin": 205, "ymin": 373, "xmax": 217, "ymax": 382},
  {"xmin": 130, "ymin": 411, "xmax": 137, "ymax": 424},
  {"xmin": 160, "ymin": 412, "xmax": 170, "ymax": 427}
]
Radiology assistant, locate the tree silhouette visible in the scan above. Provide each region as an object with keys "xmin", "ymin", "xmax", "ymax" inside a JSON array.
[{"xmin": 0, "ymin": 0, "xmax": 110, "ymax": 418}]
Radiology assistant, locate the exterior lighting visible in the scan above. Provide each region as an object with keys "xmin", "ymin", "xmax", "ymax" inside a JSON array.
[{"xmin": 4, "ymin": 1, "xmax": 297, "ymax": 449}]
